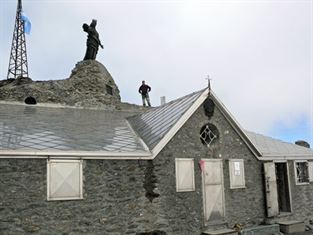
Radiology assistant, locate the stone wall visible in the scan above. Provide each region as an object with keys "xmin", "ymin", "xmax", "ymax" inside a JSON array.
[{"xmin": 0, "ymin": 159, "xmax": 160, "ymax": 234}]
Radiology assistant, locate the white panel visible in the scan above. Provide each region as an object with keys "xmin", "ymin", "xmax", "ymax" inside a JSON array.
[
  {"xmin": 205, "ymin": 184, "xmax": 224, "ymax": 221},
  {"xmin": 264, "ymin": 162, "xmax": 279, "ymax": 217},
  {"xmin": 309, "ymin": 161, "xmax": 313, "ymax": 182},
  {"xmin": 175, "ymin": 158, "xmax": 195, "ymax": 192},
  {"xmin": 47, "ymin": 160, "xmax": 83, "ymax": 200},
  {"xmin": 229, "ymin": 159, "xmax": 245, "ymax": 189},
  {"xmin": 204, "ymin": 161, "xmax": 222, "ymax": 185}
]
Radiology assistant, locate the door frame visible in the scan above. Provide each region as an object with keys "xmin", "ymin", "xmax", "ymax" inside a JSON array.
[
  {"xmin": 274, "ymin": 160, "xmax": 293, "ymax": 214},
  {"xmin": 201, "ymin": 159, "xmax": 225, "ymax": 225}
]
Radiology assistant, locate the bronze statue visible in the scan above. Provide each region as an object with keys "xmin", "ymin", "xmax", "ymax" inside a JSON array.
[{"xmin": 82, "ymin": 19, "xmax": 103, "ymax": 60}]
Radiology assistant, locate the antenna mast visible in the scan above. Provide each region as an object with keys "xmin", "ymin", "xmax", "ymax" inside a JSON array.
[{"xmin": 7, "ymin": 0, "xmax": 29, "ymax": 80}]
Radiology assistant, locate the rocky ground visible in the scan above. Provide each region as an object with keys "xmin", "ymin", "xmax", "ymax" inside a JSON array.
[{"xmin": 0, "ymin": 60, "xmax": 144, "ymax": 111}]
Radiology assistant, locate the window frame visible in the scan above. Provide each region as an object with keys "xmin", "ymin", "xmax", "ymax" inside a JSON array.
[
  {"xmin": 175, "ymin": 158, "xmax": 195, "ymax": 192},
  {"xmin": 294, "ymin": 160, "xmax": 310, "ymax": 185},
  {"xmin": 229, "ymin": 159, "xmax": 246, "ymax": 189},
  {"xmin": 47, "ymin": 159, "xmax": 83, "ymax": 201},
  {"xmin": 308, "ymin": 161, "xmax": 313, "ymax": 183},
  {"xmin": 200, "ymin": 123, "xmax": 219, "ymax": 147}
]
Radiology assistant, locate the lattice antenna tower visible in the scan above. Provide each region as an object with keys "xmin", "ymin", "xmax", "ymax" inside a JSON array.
[{"xmin": 7, "ymin": 0, "xmax": 29, "ymax": 80}]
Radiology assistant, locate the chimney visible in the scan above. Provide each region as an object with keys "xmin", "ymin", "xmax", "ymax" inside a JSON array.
[
  {"xmin": 295, "ymin": 140, "xmax": 310, "ymax": 148},
  {"xmin": 160, "ymin": 96, "xmax": 166, "ymax": 106}
]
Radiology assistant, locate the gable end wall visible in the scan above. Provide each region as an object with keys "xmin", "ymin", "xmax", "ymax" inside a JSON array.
[{"xmin": 153, "ymin": 101, "xmax": 266, "ymax": 232}]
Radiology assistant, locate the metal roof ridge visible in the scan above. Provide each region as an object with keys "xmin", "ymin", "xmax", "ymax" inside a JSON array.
[
  {"xmin": 127, "ymin": 88, "xmax": 207, "ymax": 120},
  {"xmin": 156, "ymin": 88, "xmax": 207, "ymax": 107},
  {"xmin": 0, "ymin": 100, "xmax": 142, "ymax": 113}
]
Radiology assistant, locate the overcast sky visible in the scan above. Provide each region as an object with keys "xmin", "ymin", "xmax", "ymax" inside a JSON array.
[{"xmin": 0, "ymin": 0, "xmax": 312, "ymax": 146}]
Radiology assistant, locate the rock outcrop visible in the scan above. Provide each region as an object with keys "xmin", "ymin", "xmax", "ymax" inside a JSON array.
[{"xmin": 0, "ymin": 60, "xmax": 136, "ymax": 110}]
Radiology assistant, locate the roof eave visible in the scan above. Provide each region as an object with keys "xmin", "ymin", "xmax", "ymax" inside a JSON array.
[
  {"xmin": 0, "ymin": 150, "xmax": 153, "ymax": 160},
  {"xmin": 260, "ymin": 153, "xmax": 313, "ymax": 161}
]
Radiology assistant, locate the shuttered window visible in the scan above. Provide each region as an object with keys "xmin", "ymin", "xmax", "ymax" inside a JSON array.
[
  {"xmin": 47, "ymin": 160, "xmax": 83, "ymax": 201},
  {"xmin": 229, "ymin": 159, "xmax": 245, "ymax": 189},
  {"xmin": 309, "ymin": 161, "xmax": 313, "ymax": 182},
  {"xmin": 175, "ymin": 158, "xmax": 195, "ymax": 192}
]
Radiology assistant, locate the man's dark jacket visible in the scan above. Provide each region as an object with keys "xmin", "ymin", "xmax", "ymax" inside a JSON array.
[{"xmin": 139, "ymin": 84, "xmax": 151, "ymax": 95}]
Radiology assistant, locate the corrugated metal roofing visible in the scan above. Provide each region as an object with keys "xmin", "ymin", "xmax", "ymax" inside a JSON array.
[
  {"xmin": 0, "ymin": 104, "xmax": 148, "ymax": 154},
  {"xmin": 128, "ymin": 89, "xmax": 205, "ymax": 149},
  {"xmin": 245, "ymin": 131, "xmax": 313, "ymax": 157}
]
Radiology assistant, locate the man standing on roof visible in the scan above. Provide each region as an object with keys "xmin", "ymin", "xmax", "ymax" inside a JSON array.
[{"xmin": 138, "ymin": 80, "xmax": 151, "ymax": 107}]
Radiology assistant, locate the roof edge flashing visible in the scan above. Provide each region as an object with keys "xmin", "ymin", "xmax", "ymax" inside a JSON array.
[{"xmin": 0, "ymin": 150, "xmax": 153, "ymax": 160}]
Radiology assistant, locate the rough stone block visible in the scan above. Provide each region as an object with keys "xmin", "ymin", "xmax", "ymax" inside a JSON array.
[
  {"xmin": 202, "ymin": 228, "xmax": 238, "ymax": 235},
  {"xmin": 278, "ymin": 221, "xmax": 305, "ymax": 234},
  {"xmin": 240, "ymin": 224, "xmax": 280, "ymax": 235}
]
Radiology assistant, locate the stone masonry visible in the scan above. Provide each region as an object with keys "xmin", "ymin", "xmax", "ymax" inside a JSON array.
[{"xmin": 0, "ymin": 60, "xmax": 124, "ymax": 109}]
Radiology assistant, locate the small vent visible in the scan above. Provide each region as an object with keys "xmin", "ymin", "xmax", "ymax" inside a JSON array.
[
  {"xmin": 24, "ymin": 96, "xmax": 37, "ymax": 105},
  {"xmin": 295, "ymin": 140, "xmax": 310, "ymax": 148},
  {"xmin": 106, "ymin": 85, "xmax": 113, "ymax": 95},
  {"xmin": 203, "ymin": 98, "xmax": 215, "ymax": 118},
  {"xmin": 160, "ymin": 96, "xmax": 166, "ymax": 105}
]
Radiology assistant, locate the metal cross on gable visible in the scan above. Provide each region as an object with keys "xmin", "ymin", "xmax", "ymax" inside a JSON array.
[{"xmin": 205, "ymin": 75, "xmax": 212, "ymax": 91}]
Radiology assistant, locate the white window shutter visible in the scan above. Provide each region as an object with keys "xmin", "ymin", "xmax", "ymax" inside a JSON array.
[
  {"xmin": 175, "ymin": 158, "xmax": 195, "ymax": 192},
  {"xmin": 309, "ymin": 161, "xmax": 313, "ymax": 182},
  {"xmin": 47, "ymin": 160, "xmax": 83, "ymax": 200},
  {"xmin": 229, "ymin": 159, "xmax": 245, "ymax": 189}
]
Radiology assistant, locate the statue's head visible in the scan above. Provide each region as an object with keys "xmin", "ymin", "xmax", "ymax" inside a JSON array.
[
  {"xmin": 90, "ymin": 19, "xmax": 97, "ymax": 27},
  {"xmin": 82, "ymin": 23, "xmax": 89, "ymax": 32}
]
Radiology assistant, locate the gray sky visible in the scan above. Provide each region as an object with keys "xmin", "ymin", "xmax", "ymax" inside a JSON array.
[{"xmin": 0, "ymin": 0, "xmax": 312, "ymax": 145}]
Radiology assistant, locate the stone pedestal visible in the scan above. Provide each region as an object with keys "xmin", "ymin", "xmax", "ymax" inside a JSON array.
[
  {"xmin": 240, "ymin": 224, "xmax": 280, "ymax": 235},
  {"xmin": 0, "ymin": 60, "xmax": 122, "ymax": 108},
  {"xmin": 278, "ymin": 221, "xmax": 305, "ymax": 234}
]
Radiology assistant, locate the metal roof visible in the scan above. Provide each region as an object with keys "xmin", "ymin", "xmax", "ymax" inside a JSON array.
[
  {"xmin": 0, "ymin": 103, "xmax": 148, "ymax": 155},
  {"xmin": 245, "ymin": 131, "xmax": 313, "ymax": 157},
  {"xmin": 128, "ymin": 89, "xmax": 205, "ymax": 149},
  {"xmin": 0, "ymin": 89, "xmax": 312, "ymax": 160}
]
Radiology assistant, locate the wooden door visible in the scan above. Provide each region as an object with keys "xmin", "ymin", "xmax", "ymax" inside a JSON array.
[{"xmin": 202, "ymin": 159, "xmax": 225, "ymax": 222}]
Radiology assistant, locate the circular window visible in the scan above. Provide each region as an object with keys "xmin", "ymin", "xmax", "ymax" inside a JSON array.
[{"xmin": 200, "ymin": 123, "xmax": 219, "ymax": 146}]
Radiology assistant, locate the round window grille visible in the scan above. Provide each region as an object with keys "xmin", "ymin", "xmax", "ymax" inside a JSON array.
[{"xmin": 200, "ymin": 123, "xmax": 219, "ymax": 146}]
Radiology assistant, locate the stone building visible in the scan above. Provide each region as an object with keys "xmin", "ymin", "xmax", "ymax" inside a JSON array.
[{"xmin": 0, "ymin": 62, "xmax": 313, "ymax": 234}]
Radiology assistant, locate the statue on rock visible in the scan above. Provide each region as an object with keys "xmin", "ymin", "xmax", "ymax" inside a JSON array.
[{"xmin": 82, "ymin": 19, "xmax": 103, "ymax": 60}]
